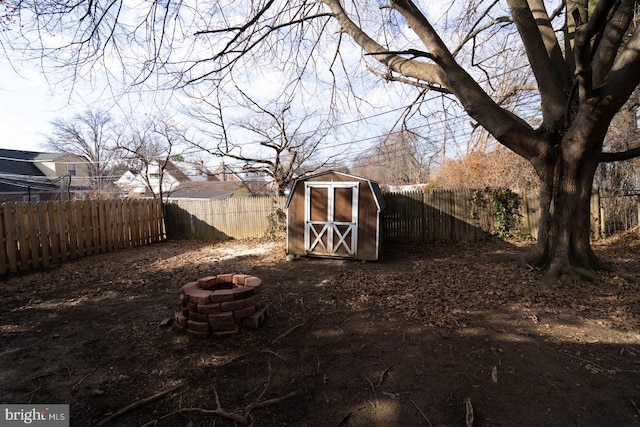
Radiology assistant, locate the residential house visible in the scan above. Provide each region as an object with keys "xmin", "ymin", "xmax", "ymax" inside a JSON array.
[
  {"xmin": 115, "ymin": 160, "xmax": 190, "ymax": 198},
  {"xmin": 166, "ymin": 180, "xmax": 253, "ymax": 200},
  {"xmin": 115, "ymin": 159, "xmax": 246, "ymax": 199},
  {"xmin": 207, "ymin": 161, "xmax": 245, "ymax": 183},
  {"xmin": 0, "ymin": 149, "xmax": 91, "ymax": 202},
  {"xmin": 207, "ymin": 161, "xmax": 284, "ymax": 195}
]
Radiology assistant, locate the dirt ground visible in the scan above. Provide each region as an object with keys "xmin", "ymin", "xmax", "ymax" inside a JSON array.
[{"xmin": 1, "ymin": 233, "xmax": 640, "ymax": 427}]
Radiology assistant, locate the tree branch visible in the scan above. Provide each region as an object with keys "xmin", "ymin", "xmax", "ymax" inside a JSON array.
[
  {"xmin": 320, "ymin": 0, "xmax": 446, "ymax": 87},
  {"xmin": 385, "ymin": 0, "xmax": 541, "ymax": 158},
  {"xmin": 599, "ymin": 12, "xmax": 640, "ymax": 115},
  {"xmin": 600, "ymin": 146, "xmax": 640, "ymax": 163},
  {"xmin": 590, "ymin": 0, "xmax": 634, "ymax": 86},
  {"xmin": 452, "ymin": 0, "xmax": 509, "ymax": 57},
  {"xmin": 506, "ymin": 0, "xmax": 568, "ymax": 124}
]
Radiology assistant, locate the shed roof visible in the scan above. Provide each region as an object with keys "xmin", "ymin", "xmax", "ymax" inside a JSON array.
[{"xmin": 285, "ymin": 170, "xmax": 385, "ymax": 211}]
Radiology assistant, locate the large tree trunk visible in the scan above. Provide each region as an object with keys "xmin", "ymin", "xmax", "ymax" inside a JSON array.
[{"xmin": 528, "ymin": 126, "xmax": 606, "ymax": 280}]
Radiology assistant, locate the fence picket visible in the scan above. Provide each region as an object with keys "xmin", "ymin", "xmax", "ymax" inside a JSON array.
[
  {"xmin": 3, "ymin": 204, "xmax": 18, "ymax": 273},
  {"xmin": 0, "ymin": 206, "xmax": 7, "ymax": 275},
  {"xmin": 26, "ymin": 202, "xmax": 40, "ymax": 269},
  {"xmin": 0, "ymin": 199, "xmax": 164, "ymax": 276},
  {"xmin": 0, "ymin": 190, "xmax": 607, "ymax": 276},
  {"xmin": 37, "ymin": 202, "xmax": 50, "ymax": 268},
  {"xmin": 17, "ymin": 203, "xmax": 31, "ymax": 270}
]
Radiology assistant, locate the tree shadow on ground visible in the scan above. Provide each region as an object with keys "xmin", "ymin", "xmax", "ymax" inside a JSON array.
[{"xmin": 0, "ymin": 238, "xmax": 638, "ymax": 426}]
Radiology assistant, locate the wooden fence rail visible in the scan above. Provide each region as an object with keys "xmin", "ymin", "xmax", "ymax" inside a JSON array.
[
  {"xmin": 162, "ymin": 189, "xmax": 603, "ymax": 243},
  {"xmin": 382, "ymin": 189, "xmax": 601, "ymax": 242},
  {"xmin": 0, "ymin": 199, "xmax": 164, "ymax": 275},
  {"xmin": 0, "ymin": 189, "xmax": 606, "ymax": 275},
  {"xmin": 164, "ymin": 197, "xmax": 286, "ymax": 241}
]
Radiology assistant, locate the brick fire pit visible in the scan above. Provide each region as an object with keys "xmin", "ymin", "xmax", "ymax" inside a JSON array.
[{"xmin": 173, "ymin": 273, "xmax": 268, "ymax": 338}]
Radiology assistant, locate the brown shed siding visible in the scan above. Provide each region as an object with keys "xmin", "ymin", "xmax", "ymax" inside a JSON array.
[{"xmin": 285, "ymin": 171, "xmax": 383, "ymax": 261}]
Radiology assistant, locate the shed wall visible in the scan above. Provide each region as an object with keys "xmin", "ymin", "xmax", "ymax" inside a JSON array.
[{"xmin": 286, "ymin": 173, "xmax": 381, "ymax": 261}]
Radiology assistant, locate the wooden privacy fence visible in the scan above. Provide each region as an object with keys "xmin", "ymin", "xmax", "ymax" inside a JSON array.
[
  {"xmin": 162, "ymin": 189, "xmax": 603, "ymax": 243},
  {"xmin": 1, "ymin": 189, "xmax": 603, "ymax": 275},
  {"xmin": 382, "ymin": 189, "xmax": 602, "ymax": 242},
  {"xmin": 0, "ymin": 199, "xmax": 164, "ymax": 275},
  {"xmin": 164, "ymin": 197, "xmax": 287, "ymax": 240},
  {"xmin": 383, "ymin": 189, "xmax": 492, "ymax": 242},
  {"xmin": 383, "ymin": 189, "xmax": 533, "ymax": 242}
]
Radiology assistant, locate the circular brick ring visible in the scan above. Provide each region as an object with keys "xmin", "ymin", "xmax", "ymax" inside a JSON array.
[{"xmin": 174, "ymin": 273, "xmax": 268, "ymax": 338}]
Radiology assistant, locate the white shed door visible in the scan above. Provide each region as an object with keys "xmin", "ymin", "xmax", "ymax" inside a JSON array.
[{"xmin": 304, "ymin": 182, "xmax": 359, "ymax": 257}]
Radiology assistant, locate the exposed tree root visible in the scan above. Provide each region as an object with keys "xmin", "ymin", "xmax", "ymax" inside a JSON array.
[
  {"xmin": 95, "ymin": 381, "xmax": 186, "ymax": 426},
  {"xmin": 153, "ymin": 359, "xmax": 300, "ymax": 426}
]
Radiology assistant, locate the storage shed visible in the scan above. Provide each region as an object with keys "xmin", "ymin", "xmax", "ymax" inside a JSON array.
[{"xmin": 285, "ymin": 171, "xmax": 385, "ymax": 261}]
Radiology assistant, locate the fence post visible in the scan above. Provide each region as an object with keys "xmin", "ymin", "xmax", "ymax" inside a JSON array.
[{"xmin": 591, "ymin": 188, "xmax": 601, "ymax": 240}]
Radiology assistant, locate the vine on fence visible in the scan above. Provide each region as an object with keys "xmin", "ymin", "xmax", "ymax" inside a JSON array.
[
  {"xmin": 471, "ymin": 188, "xmax": 523, "ymax": 238},
  {"xmin": 493, "ymin": 189, "xmax": 522, "ymax": 238},
  {"xmin": 266, "ymin": 201, "xmax": 286, "ymax": 238}
]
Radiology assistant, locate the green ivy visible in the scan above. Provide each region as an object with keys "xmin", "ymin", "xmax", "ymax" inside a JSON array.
[
  {"xmin": 492, "ymin": 188, "xmax": 522, "ymax": 238},
  {"xmin": 471, "ymin": 188, "xmax": 522, "ymax": 238}
]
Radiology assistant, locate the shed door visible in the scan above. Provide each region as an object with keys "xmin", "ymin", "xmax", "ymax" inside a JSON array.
[{"xmin": 304, "ymin": 182, "xmax": 359, "ymax": 257}]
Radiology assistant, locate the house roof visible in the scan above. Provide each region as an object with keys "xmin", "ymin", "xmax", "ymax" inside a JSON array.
[
  {"xmin": 163, "ymin": 161, "xmax": 191, "ymax": 182},
  {"xmin": 0, "ymin": 149, "xmax": 62, "ymax": 194},
  {"xmin": 207, "ymin": 162, "xmax": 244, "ymax": 182},
  {"xmin": 168, "ymin": 180, "xmax": 252, "ymax": 200}
]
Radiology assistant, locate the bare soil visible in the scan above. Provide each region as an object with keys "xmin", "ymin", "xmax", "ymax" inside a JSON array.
[{"xmin": 1, "ymin": 233, "xmax": 640, "ymax": 426}]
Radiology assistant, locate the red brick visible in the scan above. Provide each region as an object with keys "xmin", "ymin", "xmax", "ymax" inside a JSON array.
[
  {"xmin": 174, "ymin": 311, "xmax": 188, "ymax": 328},
  {"xmin": 209, "ymin": 311, "xmax": 235, "ymax": 327},
  {"xmin": 220, "ymin": 299, "xmax": 245, "ymax": 312},
  {"xmin": 210, "ymin": 322, "xmax": 238, "ymax": 332},
  {"xmin": 232, "ymin": 274, "xmax": 252, "ymax": 285},
  {"xmin": 187, "ymin": 329, "xmax": 209, "ymax": 339},
  {"xmin": 244, "ymin": 277, "xmax": 263, "ymax": 293},
  {"xmin": 197, "ymin": 303, "xmax": 221, "ymax": 314},
  {"xmin": 186, "ymin": 302, "xmax": 198, "ymax": 312},
  {"xmin": 243, "ymin": 293, "xmax": 263, "ymax": 307},
  {"xmin": 232, "ymin": 286, "xmax": 254, "ymax": 299},
  {"xmin": 181, "ymin": 282, "xmax": 199, "ymax": 299},
  {"xmin": 185, "ymin": 288, "xmax": 213, "ymax": 305},
  {"xmin": 209, "ymin": 289, "xmax": 235, "ymax": 303},
  {"xmin": 244, "ymin": 276, "xmax": 261, "ymax": 287},
  {"xmin": 243, "ymin": 304, "xmax": 269, "ymax": 329},
  {"xmin": 211, "ymin": 325, "xmax": 239, "ymax": 337},
  {"xmin": 216, "ymin": 274, "xmax": 236, "ymax": 285},
  {"xmin": 197, "ymin": 276, "xmax": 219, "ymax": 289},
  {"xmin": 189, "ymin": 311, "xmax": 209, "ymax": 322},
  {"xmin": 187, "ymin": 320, "xmax": 210, "ymax": 333},
  {"xmin": 234, "ymin": 305, "xmax": 256, "ymax": 319}
]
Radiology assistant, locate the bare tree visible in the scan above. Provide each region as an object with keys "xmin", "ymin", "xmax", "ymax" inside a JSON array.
[
  {"xmin": 596, "ymin": 87, "xmax": 640, "ymax": 195},
  {"xmin": 46, "ymin": 108, "xmax": 119, "ymax": 198},
  {"xmin": 435, "ymin": 147, "xmax": 538, "ymax": 190},
  {"xmin": 116, "ymin": 117, "xmax": 187, "ymax": 201},
  {"xmin": 5, "ymin": 0, "xmax": 640, "ymax": 278},
  {"xmin": 351, "ymin": 130, "xmax": 437, "ymax": 185},
  {"xmin": 189, "ymin": 87, "xmax": 339, "ymax": 196}
]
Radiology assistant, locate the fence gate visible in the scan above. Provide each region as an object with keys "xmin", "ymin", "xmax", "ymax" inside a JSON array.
[{"xmin": 304, "ymin": 182, "xmax": 359, "ymax": 258}]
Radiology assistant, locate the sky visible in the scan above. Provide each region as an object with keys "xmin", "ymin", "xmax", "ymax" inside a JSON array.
[
  {"xmin": 0, "ymin": 0, "xmax": 472, "ymax": 163},
  {"xmin": 0, "ymin": 60, "xmax": 90, "ymax": 153}
]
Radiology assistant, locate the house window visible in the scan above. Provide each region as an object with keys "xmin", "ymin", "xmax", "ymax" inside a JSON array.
[{"xmin": 67, "ymin": 163, "xmax": 78, "ymax": 177}]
